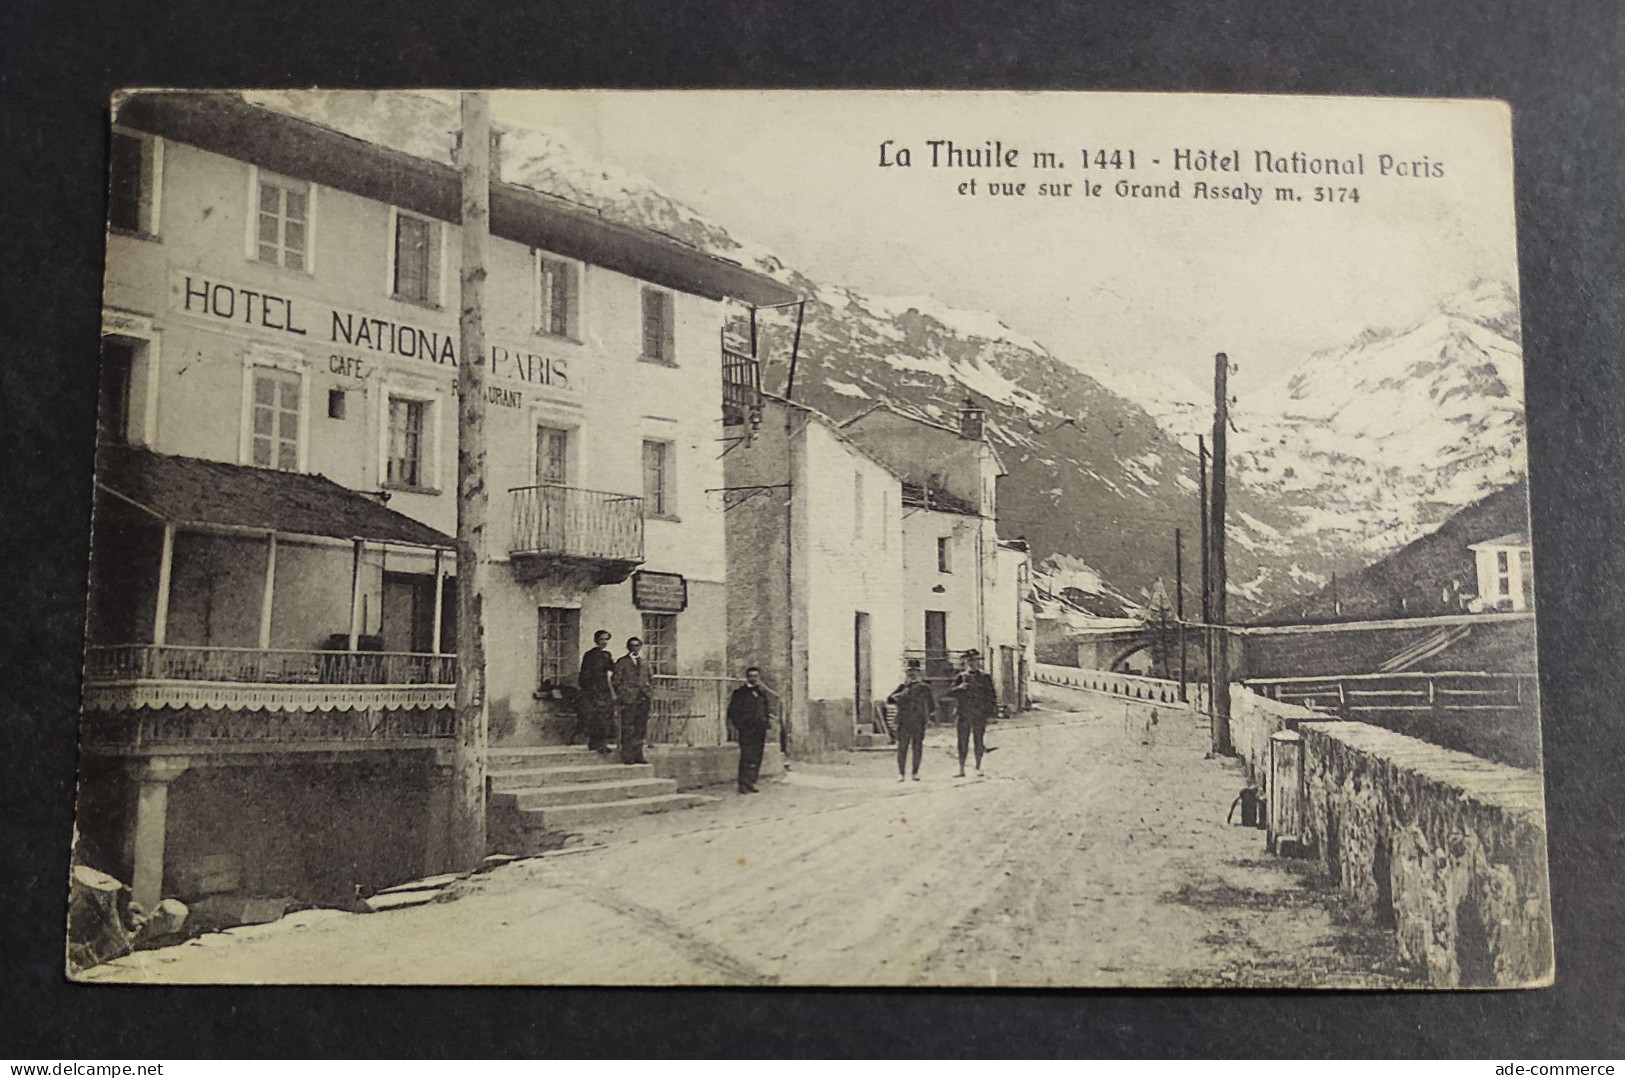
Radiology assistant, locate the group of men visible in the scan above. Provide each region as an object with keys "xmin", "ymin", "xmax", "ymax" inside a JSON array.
[
  {"xmin": 575, "ymin": 633, "xmax": 999, "ymax": 793},
  {"xmin": 576, "ymin": 630, "xmax": 773, "ymax": 794},
  {"xmin": 885, "ymin": 650, "xmax": 999, "ymax": 782}
]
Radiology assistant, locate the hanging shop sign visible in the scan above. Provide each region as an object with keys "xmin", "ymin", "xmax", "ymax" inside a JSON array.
[{"xmin": 632, "ymin": 571, "xmax": 688, "ymax": 613}]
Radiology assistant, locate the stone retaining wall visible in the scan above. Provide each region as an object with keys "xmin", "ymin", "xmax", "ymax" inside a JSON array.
[
  {"xmin": 1297, "ymin": 721, "xmax": 1551, "ymax": 987},
  {"xmin": 1230, "ymin": 686, "xmax": 1323, "ymax": 797}
]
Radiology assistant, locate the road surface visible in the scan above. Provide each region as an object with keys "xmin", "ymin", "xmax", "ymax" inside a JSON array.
[{"xmin": 84, "ymin": 682, "xmax": 1413, "ymax": 987}]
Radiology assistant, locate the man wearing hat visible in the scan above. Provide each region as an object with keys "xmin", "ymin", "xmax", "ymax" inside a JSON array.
[
  {"xmin": 948, "ymin": 649, "xmax": 999, "ymax": 777},
  {"xmin": 885, "ymin": 659, "xmax": 939, "ymax": 782}
]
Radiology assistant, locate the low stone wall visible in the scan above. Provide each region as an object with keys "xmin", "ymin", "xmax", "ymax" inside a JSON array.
[
  {"xmin": 1297, "ymin": 721, "xmax": 1552, "ymax": 987},
  {"xmin": 647, "ymin": 741, "xmax": 783, "ymax": 791},
  {"xmin": 1032, "ymin": 663, "xmax": 1195, "ymax": 709},
  {"xmin": 1230, "ymin": 686, "xmax": 1323, "ymax": 794}
]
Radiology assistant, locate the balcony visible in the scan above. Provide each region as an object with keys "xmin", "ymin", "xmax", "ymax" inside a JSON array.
[
  {"xmin": 80, "ymin": 645, "xmax": 456, "ymax": 753},
  {"xmin": 722, "ymin": 346, "xmax": 761, "ymax": 426},
  {"xmin": 509, "ymin": 484, "xmax": 645, "ymax": 585}
]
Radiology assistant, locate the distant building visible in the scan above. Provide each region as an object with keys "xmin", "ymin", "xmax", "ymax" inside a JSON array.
[
  {"xmin": 1258, "ymin": 480, "xmax": 1533, "ymax": 625},
  {"xmin": 85, "ymin": 92, "xmax": 793, "ymax": 911},
  {"xmin": 724, "ymin": 395, "xmax": 906, "ymax": 755},
  {"xmin": 1469, "ymin": 533, "xmax": 1534, "ymax": 613}
]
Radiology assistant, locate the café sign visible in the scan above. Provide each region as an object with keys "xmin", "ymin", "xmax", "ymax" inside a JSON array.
[{"xmin": 632, "ymin": 571, "xmax": 688, "ymax": 613}]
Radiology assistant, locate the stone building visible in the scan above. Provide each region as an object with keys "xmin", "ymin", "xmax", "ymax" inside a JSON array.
[
  {"xmin": 723, "ymin": 395, "xmax": 906, "ymax": 755},
  {"xmin": 83, "ymin": 92, "xmax": 793, "ymax": 912}
]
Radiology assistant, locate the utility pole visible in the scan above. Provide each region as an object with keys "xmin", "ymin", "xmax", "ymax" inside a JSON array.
[
  {"xmin": 451, "ymin": 91, "xmax": 491, "ymax": 871},
  {"xmin": 1198, "ymin": 435, "xmax": 1210, "ymax": 711},
  {"xmin": 1210, "ymin": 351, "xmax": 1233, "ymax": 754},
  {"xmin": 1175, "ymin": 527, "xmax": 1186, "ymax": 702}
]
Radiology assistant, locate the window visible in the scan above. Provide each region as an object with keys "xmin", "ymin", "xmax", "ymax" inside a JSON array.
[
  {"xmin": 108, "ymin": 131, "xmax": 160, "ymax": 235},
  {"xmin": 643, "ymin": 440, "xmax": 673, "ymax": 517},
  {"xmin": 251, "ymin": 367, "xmax": 301, "ymax": 471},
  {"xmin": 388, "ymin": 397, "xmax": 429, "ymax": 489},
  {"xmin": 536, "ymin": 254, "xmax": 579, "ymax": 338},
  {"xmin": 98, "ymin": 337, "xmax": 136, "ymax": 445},
  {"xmin": 328, "ymin": 388, "xmax": 347, "ymax": 420},
  {"xmin": 392, "ymin": 211, "xmax": 440, "ymax": 305},
  {"xmin": 640, "ymin": 288, "xmax": 675, "ymax": 364},
  {"xmin": 938, "ymin": 535, "xmax": 953, "ymax": 573},
  {"xmin": 641, "ymin": 613, "xmax": 677, "ymax": 675},
  {"xmin": 536, "ymin": 426, "xmax": 569, "ymax": 485},
  {"xmin": 537, "ymin": 607, "xmax": 580, "ymax": 689},
  {"xmin": 1519, "ymin": 550, "xmax": 1535, "ymax": 609},
  {"xmin": 854, "ymin": 471, "xmax": 865, "ymax": 540},
  {"xmin": 254, "ymin": 172, "xmax": 310, "ymax": 270}
]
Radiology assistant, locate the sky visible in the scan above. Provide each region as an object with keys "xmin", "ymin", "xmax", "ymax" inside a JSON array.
[{"xmin": 492, "ymin": 91, "xmax": 1520, "ymax": 396}]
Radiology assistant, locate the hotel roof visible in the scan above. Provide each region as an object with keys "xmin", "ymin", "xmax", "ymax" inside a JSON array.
[{"xmin": 114, "ymin": 91, "xmax": 799, "ymax": 308}]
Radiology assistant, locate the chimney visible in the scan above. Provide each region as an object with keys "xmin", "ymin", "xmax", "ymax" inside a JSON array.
[{"xmin": 958, "ymin": 396, "xmax": 985, "ymax": 441}]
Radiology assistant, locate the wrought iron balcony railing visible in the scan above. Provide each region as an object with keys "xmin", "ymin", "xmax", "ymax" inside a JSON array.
[
  {"xmin": 84, "ymin": 645, "xmax": 455, "ymax": 686},
  {"xmin": 509, "ymin": 484, "xmax": 645, "ymax": 562},
  {"xmin": 722, "ymin": 346, "xmax": 761, "ymax": 425}
]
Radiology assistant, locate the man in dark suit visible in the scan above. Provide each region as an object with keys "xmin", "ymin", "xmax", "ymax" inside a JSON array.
[
  {"xmin": 576, "ymin": 629, "xmax": 616, "ymax": 754},
  {"xmin": 612, "ymin": 636, "xmax": 654, "ymax": 765},
  {"xmin": 886, "ymin": 659, "xmax": 939, "ymax": 782},
  {"xmin": 949, "ymin": 650, "xmax": 998, "ymax": 777},
  {"xmin": 727, "ymin": 666, "xmax": 773, "ymax": 793}
]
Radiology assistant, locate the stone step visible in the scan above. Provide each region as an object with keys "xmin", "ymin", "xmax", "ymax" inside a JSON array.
[
  {"xmin": 488, "ymin": 746, "xmax": 607, "ymax": 769},
  {"xmin": 489, "ymin": 763, "xmax": 654, "ymax": 789},
  {"xmin": 503, "ymin": 777, "xmax": 679, "ymax": 809},
  {"xmin": 517, "ymin": 793, "xmax": 717, "ymax": 832}
]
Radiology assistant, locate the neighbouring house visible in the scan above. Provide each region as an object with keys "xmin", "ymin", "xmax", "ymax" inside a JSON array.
[
  {"xmin": 723, "ymin": 395, "xmax": 906, "ymax": 755},
  {"xmin": 839, "ymin": 398, "xmax": 1020, "ymax": 704},
  {"xmin": 86, "ymin": 91, "xmax": 796, "ymax": 910}
]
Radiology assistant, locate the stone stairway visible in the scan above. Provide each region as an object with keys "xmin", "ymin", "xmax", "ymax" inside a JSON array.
[{"xmin": 487, "ymin": 747, "xmax": 716, "ymax": 851}]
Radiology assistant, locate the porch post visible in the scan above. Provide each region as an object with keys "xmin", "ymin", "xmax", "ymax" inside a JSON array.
[
  {"xmin": 259, "ymin": 532, "xmax": 278, "ymax": 650},
  {"xmin": 431, "ymin": 547, "xmax": 446, "ymax": 655},
  {"xmin": 153, "ymin": 522, "xmax": 175, "ymax": 646},
  {"xmin": 129, "ymin": 756, "xmax": 190, "ymax": 912},
  {"xmin": 349, "ymin": 539, "xmax": 364, "ymax": 650}
]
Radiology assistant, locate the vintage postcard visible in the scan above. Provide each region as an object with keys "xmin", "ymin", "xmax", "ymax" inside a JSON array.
[{"xmin": 71, "ymin": 89, "xmax": 1549, "ymax": 988}]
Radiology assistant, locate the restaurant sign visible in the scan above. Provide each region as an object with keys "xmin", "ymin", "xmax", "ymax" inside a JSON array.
[{"xmin": 631, "ymin": 571, "xmax": 688, "ymax": 613}]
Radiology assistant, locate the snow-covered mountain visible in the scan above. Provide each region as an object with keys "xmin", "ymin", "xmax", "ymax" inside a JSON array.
[{"xmin": 245, "ymin": 91, "xmax": 1528, "ymax": 617}]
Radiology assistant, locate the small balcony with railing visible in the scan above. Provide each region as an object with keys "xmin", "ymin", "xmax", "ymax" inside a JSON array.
[
  {"xmin": 722, "ymin": 345, "xmax": 762, "ymax": 426},
  {"xmin": 508, "ymin": 484, "xmax": 645, "ymax": 585}
]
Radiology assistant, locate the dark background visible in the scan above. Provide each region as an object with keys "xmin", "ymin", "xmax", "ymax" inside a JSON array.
[{"xmin": 3, "ymin": 0, "xmax": 1622, "ymax": 1058}]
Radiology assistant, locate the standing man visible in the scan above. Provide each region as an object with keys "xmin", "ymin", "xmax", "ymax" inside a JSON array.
[
  {"xmin": 576, "ymin": 629, "xmax": 616, "ymax": 755},
  {"xmin": 613, "ymin": 636, "xmax": 654, "ymax": 765},
  {"xmin": 949, "ymin": 650, "xmax": 998, "ymax": 777},
  {"xmin": 728, "ymin": 666, "xmax": 773, "ymax": 794},
  {"xmin": 886, "ymin": 659, "xmax": 938, "ymax": 782}
]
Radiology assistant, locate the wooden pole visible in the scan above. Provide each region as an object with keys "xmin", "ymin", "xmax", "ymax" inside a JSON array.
[
  {"xmin": 258, "ymin": 531, "xmax": 277, "ymax": 650},
  {"xmin": 153, "ymin": 522, "xmax": 175, "ymax": 647},
  {"xmin": 1211, "ymin": 352, "xmax": 1233, "ymax": 754},
  {"xmin": 431, "ymin": 547, "xmax": 446, "ymax": 655},
  {"xmin": 348, "ymin": 539, "xmax": 364, "ymax": 651},
  {"xmin": 1198, "ymin": 436, "xmax": 1209, "ymax": 707},
  {"xmin": 1176, "ymin": 527, "xmax": 1186, "ymax": 702},
  {"xmin": 452, "ymin": 91, "xmax": 491, "ymax": 871},
  {"xmin": 785, "ymin": 300, "xmax": 806, "ymax": 400}
]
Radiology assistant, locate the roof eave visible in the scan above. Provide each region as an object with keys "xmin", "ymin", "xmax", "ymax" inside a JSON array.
[{"xmin": 114, "ymin": 91, "xmax": 798, "ymax": 307}]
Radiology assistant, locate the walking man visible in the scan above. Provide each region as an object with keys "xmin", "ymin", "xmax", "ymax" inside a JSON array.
[
  {"xmin": 576, "ymin": 629, "xmax": 616, "ymax": 754},
  {"xmin": 613, "ymin": 636, "xmax": 654, "ymax": 765},
  {"xmin": 728, "ymin": 666, "xmax": 773, "ymax": 794},
  {"xmin": 886, "ymin": 659, "xmax": 938, "ymax": 782},
  {"xmin": 949, "ymin": 650, "xmax": 998, "ymax": 777}
]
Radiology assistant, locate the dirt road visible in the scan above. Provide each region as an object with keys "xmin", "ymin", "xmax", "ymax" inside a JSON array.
[{"xmin": 84, "ymin": 684, "xmax": 1413, "ymax": 987}]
